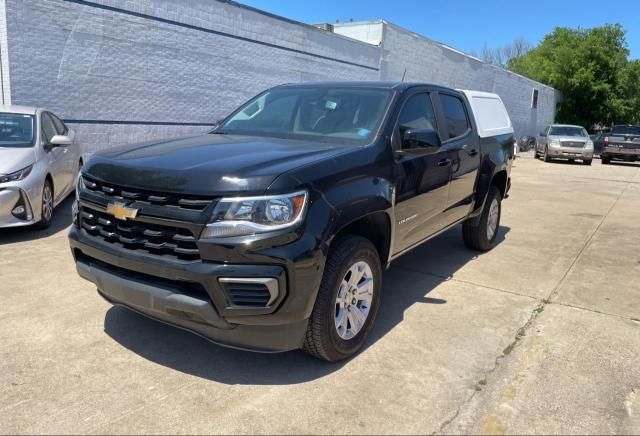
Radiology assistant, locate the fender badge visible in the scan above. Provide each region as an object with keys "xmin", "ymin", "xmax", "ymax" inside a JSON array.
[{"xmin": 106, "ymin": 202, "xmax": 138, "ymax": 221}]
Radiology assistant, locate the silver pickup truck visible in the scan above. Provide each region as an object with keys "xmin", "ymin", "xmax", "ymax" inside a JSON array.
[{"xmin": 601, "ymin": 125, "xmax": 640, "ymax": 164}]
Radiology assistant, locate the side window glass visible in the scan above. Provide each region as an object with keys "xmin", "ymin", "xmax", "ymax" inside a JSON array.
[
  {"xmin": 440, "ymin": 94, "xmax": 470, "ymax": 139},
  {"xmin": 398, "ymin": 93, "xmax": 438, "ymax": 133},
  {"xmin": 41, "ymin": 113, "xmax": 57, "ymax": 145},
  {"xmin": 50, "ymin": 113, "xmax": 67, "ymax": 135}
]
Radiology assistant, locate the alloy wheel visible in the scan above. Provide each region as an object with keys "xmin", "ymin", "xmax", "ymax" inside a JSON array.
[
  {"xmin": 42, "ymin": 183, "xmax": 53, "ymax": 221},
  {"xmin": 486, "ymin": 198, "xmax": 500, "ymax": 241},
  {"xmin": 334, "ymin": 261, "xmax": 374, "ymax": 340}
]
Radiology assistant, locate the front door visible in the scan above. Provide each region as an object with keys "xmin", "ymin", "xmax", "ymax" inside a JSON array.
[
  {"xmin": 40, "ymin": 112, "xmax": 68, "ymax": 202},
  {"xmin": 393, "ymin": 91, "xmax": 452, "ymax": 254}
]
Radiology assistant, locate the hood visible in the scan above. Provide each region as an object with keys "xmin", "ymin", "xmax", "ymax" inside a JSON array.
[
  {"xmin": 84, "ymin": 134, "xmax": 354, "ymax": 195},
  {"xmin": 548, "ymin": 135, "xmax": 588, "ymax": 143},
  {"xmin": 0, "ymin": 147, "xmax": 36, "ymax": 175}
]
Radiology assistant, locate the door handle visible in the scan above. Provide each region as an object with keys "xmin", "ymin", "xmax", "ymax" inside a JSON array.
[
  {"xmin": 468, "ymin": 148, "xmax": 479, "ymax": 157},
  {"xmin": 437, "ymin": 158, "xmax": 452, "ymax": 167}
]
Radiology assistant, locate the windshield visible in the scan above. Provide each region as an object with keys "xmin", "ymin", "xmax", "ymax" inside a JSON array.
[
  {"xmin": 216, "ymin": 87, "xmax": 393, "ymax": 144},
  {"xmin": 549, "ymin": 126, "xmax": 587, "ymax": 137},
  {"xmin": 0, "ymin": 113, "xmax": 35, "ymax": 148},
  {"xmin": 611, "ymin": 125, "xmax": 640, "ymax": 135}
]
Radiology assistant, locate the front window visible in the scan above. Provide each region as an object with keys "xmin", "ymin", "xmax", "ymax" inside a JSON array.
[
  {"xmin": 549, "ymin": 126, "xmax": 588, "ymax": 137},
  {"xmin": 0, "ymin": 113, "xmax": 35, "ymax": 148},
  {"xmin": 611, "ymin": 125, "xmax": 640, "ymax": 135},
  {"xmin": 215, "ymin": 86, "xmax": 393, "ymax": 144}
]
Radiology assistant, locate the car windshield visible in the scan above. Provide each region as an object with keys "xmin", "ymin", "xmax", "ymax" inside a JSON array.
[
  {"xmin": 549, "ymin": 126, "xmax": 587, "ymax": 137},
  {"xmin": 611, "ymin": 125, "xmax": 640, "ymax": 135},
  {"xmin": 0, "ymin": 113, "xmax": 35, "ymax": 148},
  {"xmin": 215, "ymin": 87, "xmax": 393, "ymax": 144}
]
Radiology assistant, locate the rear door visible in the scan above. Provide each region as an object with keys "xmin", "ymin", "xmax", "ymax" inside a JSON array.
[
  {"xmin": 435, "ymin": 92, "xmax": 479, "ymax": 222},
  {"xmin": 392, "ymin": 90, "xmax": 453, "ymax": 253}
]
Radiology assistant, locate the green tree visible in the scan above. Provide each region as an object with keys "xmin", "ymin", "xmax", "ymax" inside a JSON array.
[{"xmin": 507, "ymin": 24, "xmax": 638, "ymax": 128}]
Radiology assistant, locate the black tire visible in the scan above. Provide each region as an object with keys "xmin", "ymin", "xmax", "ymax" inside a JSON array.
[
  {"xmin": 302, "ymin": 235, "xmax": 382, "ymax": 362},
  {"xmin": 463, "ymin": 186, "xmax": 502, "ymax": 251},
  {"xmin": 33, "ymin": 179, "xmax": 54, "ymax": 229},
  {"xmin": 583, "ymin": 159, "xmax": 592, "ymax": 166},
  {"xmin": 543, "ymin": 146, "xmax": 551, "ymax": 162},
  {"xmin": 602, "ymin": 157, "xmax": 610, "ymax": 164}
]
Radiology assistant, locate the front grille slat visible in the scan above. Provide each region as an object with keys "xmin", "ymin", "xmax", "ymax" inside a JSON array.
[
  {"xmin": 561, "ymin": 141, "xmax": 585, "ymax": 148},
  {"xmin": 80, "ymin": 206, "xmax": 201, "ymax": 261},
  {"xmin": 82, "ymin": 175, "xmax": 215, "ymax": 212}
]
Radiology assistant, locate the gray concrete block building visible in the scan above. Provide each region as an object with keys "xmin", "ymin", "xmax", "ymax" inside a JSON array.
[{"xmin": 0, "ymin": 0, "xmax": 559, "ymax": 153}]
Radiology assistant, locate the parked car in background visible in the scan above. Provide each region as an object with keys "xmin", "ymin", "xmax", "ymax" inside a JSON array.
[
  {"xmin": 0, "ymin": 106, "xmax": 82, "ymax": 229},
  {"xmin": 518, "ymin": 135, "xmax": 536, "ymax": 152},
  {"xmin": 590, "ymin": 131, "xmax": 608, "ymax": 156},
  {"xmin": 601, "ymin": 125, "xmax": 640, "ymax": 164},
  {"xmin": 69, "ymin": 82, "xmax": 514, "ymax": 361},
  {"xmin": 534, "ymin": 124, "xmax": 593, "ymax": 165}
]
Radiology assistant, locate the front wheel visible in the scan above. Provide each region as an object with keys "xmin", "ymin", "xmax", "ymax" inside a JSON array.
[
  {"xmin": 33, "ymin": 179, "xmax": 54, "ymax": 229},
  {"xmin": 543, "ymin": 146, "xmax": 551, "ymax": 162},
  {"xmin": 303, "ymin": 235, "xmax": 382, "ymax": 362},
  {"xmin": 463, "ymin": 186, "xmax": 502, "ymax": 251},
  {"xmin": 583, "ymin": 159, "xmax": 592, "ymax": 166}
]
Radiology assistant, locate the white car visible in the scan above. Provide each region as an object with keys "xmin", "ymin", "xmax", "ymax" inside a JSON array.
[{"xmin": 0, "ymin": 106, "xmax": 82, "ymax": 229}]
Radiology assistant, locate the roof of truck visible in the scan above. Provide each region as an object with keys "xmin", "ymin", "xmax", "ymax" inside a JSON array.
[{"xmin": 275, "ymin": 81, "xmax": 456, "ymax": 91}]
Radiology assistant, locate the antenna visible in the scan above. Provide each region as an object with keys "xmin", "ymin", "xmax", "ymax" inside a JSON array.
[{"xmin": 401, "ymin": 68, "xmax": 407, "ymax": 82}]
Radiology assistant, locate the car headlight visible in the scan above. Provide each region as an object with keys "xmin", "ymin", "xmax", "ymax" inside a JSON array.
[
  {"xmin": 75, "ymin": 171, "xmax": 84, "ymax": 202},
  {"xmin": 585, "ymin": 140, "xmax": 594, "ymax": 149},
  {"xmin": 0, "ymin": 164, "xmax": 33, "ymax": 183},
  {"xmin": 550, "ymin": 140, "xmax": 561, "ymax": 147},
  {"xmin": 200, "ymin": 190, "xmax": 308, "ymax": 238}
]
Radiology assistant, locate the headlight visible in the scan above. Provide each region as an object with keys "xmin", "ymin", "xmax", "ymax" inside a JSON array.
[
  {"xmin": 201, "ymin": 190, "xmax": 308, "ymax": 238},
  {"xmin": 550, "ymin": 140, "xmax": 561, "ymax": 147},
  {"xmin": 0, "ymin": 164, "xmax": 33, "ymax": 183},
  {"xmin": 585, "ymin": 140, "xmax": 594, "ymax": 148},
  {"xmin": 75, "ymin": 171, "xmax": 84, "ymax": 202}
]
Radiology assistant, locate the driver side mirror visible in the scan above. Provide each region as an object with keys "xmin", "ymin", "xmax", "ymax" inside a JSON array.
[
  {"xmin": 402, "ymin": 128, "xmax": 442, "ymax": 150},
  {"xmin": 49, "ymin": 134, "xmax": 73, "ymax": 147},
  {"xmin": 540, "ymin": 131, "xmax": 546, "ymax": 137}
]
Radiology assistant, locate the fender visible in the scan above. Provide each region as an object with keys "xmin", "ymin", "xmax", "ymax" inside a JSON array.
[{"xmin": 468, "ymin": 133, "xmax": 513, "ymax": 224}]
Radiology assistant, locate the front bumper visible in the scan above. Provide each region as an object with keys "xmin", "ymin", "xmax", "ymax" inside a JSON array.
[
  {"xmin": 69, "ymin": 221, "xmax": 321, "ymax": 353},
  {"xmin": 548, "ymin": 146, "xmax": 593, "ymax": 160},
  {"xmin": 0, "ymin": 185, "xmax": 37, "ymax": 228}
]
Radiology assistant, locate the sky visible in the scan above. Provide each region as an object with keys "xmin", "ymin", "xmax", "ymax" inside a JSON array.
[{"xmin": 238, "ymin": 0, "xmax": 640, "ymax": 60}]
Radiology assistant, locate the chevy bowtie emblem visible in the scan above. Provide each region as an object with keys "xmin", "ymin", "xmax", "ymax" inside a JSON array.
[{"xmin": 106, "ymin": 202, "xmax": 138, "ymax": 221}]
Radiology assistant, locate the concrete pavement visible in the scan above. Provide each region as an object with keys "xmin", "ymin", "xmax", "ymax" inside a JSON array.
[{"xmin": 1, "ymin": 155, "xmax": 639, "ymax": 434}]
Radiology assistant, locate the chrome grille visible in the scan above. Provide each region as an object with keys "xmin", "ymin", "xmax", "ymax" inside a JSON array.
[
  {"xmin": 561, "ymin": 141, "xmax": 585, "ymax": 148},
  {"xmin": 82, "ymin": 175, "xmax": 214, "ymax": 211},
  {"xmin": 80, "ymin": 206, "xmax": 200, "ymax": 261}
]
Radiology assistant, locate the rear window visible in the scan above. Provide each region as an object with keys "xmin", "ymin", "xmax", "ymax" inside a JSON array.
[
  {"xmin": 440, "ymin": 94, "xmax": 470, "ymax": 139},
  {"xmin": 611, "ymin": 125, "xmax": 640, "ymax": 135}
]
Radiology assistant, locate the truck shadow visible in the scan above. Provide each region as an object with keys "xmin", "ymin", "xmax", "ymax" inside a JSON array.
[
  {"xmin": 104, "ymin": 225, "xmax": 510, "ymax": 385},
  {"xmin": 0, "ymin": 195, "xmax": 74, "ymax": 245}
]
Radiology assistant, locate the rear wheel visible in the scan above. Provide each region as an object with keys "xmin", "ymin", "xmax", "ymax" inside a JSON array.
[
  {"xmin": 33, "ymin": 179, "xmax": 54, "ymax": 229},
  {"xmin": 463, "ymin": 186, "xmax": 502, "ymax": 251},
  {"xmin": 303, "ymin": 235, "xmax": 381, "ymax": 362},
  {"xmin": 602, "ymin": 156, "xmax": 611, "ymax": 164}
]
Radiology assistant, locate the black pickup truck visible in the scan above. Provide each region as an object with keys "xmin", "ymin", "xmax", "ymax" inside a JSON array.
[
  {"xmin": 601, "ymin": 125, "xmax": 640, "ymax": 164},
  {"xmin": 69, "ymin": 82, "xmax": 514, "ymax": 361}
]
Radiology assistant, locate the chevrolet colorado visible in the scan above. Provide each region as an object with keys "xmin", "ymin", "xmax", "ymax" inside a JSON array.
[{"xmin": 69, "ymin": 82, "xmax": 514, "ymax": 361}]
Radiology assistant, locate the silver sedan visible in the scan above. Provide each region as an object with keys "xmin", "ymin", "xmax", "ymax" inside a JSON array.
[
  {"xmin": 534, "ymin": 124, "xmax": 594, "ymax": 165},
  {"xmin": 0, "ymin": 106, "xmax": 82, "ymax": 229}
]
